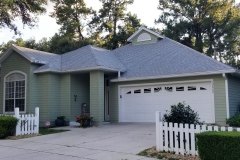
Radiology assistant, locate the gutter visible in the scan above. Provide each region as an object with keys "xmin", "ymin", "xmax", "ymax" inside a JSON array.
[
  {"xmin": 223, "ymin": 73, "xmax": 230, "ymax": 119},
  {"xmin": 111, "ymin": 70, "xmax": 236, "ymax": 82}
]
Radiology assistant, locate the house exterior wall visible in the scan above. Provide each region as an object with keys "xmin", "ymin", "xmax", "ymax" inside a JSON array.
[
  {"xmin": 90, "ymin": 71, "xmax": 104, "ymax": 124},
  {"xmin": 70, "ymin": 74, "xmax": 90, "ymax": 121},
  {"xmin": 36, "ymin": 73, "xmax": 61, "ymax": 124},
  {"xmin": 109, "ymin": 74, "xmax": 227, "ymax": 125},
  {"xmin": 0, "ymin": 51, "xmax": 31, "ymax": 114},
  {"xmin": 228, "ymin": 75, "xmax": 240, "ymax": 117}
]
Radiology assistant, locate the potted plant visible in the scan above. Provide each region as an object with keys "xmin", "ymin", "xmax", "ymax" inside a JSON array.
[
  {"xmin": 76, "ymin": 115, "xmax": 93, "ymax": 128},
  {"xmin": 55, "ymin": 116, "xmax": 66, "ymax": 127}
]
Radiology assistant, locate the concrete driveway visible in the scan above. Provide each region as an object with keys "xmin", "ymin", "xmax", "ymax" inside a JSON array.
[{"xmin": 0, "ymin": 123, "xmax": 156, "ymax": 160}]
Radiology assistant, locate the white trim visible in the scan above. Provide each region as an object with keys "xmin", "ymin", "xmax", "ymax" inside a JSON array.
[
  {"xmin": 127, "ymin": 26, "xmax": 164, "ymax": 42},
  {"xmin": 117, "ymin": 79, "xmax": 215, "ymax": 123},
  {"xmin": 111, "ymin": 70, "xmax": 236, "ymax": 82},
  {"xmin": 223, "ymin": 73, "xmax": 230, "ymax": 118},
  {"xmin": 3, "ymin": 71, "xmax": 27, "ymax": 114}
]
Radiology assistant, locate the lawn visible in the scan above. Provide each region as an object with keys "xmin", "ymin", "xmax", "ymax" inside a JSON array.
[{"xmin": 39, "ymin": 128, "xmax": 69, "ymax": 135}]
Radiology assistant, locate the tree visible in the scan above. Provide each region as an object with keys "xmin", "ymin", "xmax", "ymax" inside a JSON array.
[
  {"xmin": 0, "ymin": 0, "xmax": 47, "ymax": 34},
  {"xmin": 51, "ymin": 0, "xmax": 94, "ymax": 41},
  {"xmin": 92, "ymin": 0, "xmax": 141, "ymax": 49},
  {"xmin": 156, "ymin": 0, "xmax": 240, "ymax": 66}
]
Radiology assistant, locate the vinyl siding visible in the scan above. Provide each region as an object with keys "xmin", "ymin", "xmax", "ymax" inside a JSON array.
[
  {"xmin": 70, "ymin": 74, "xmax": 90, "ymax": 121},
  {"xmin": 0, "ymin": 51, "xmax": 31, "ymax": 114},
  {"xmin": 109, "ymin": 74, "xmax": 227, "ymax": 125},
  {"xmin": 36, "ymin": 73, "xmax": 61, "ymax": 125},
  {"xmin": 228, "ymin": 75, "xmax": 240, "ymax": 117},
  {"xmin": 60, "ymin": 74, "xmax": 71, "ymax": 121},
  {"xmin": 90, "ymin": 71, "xmax": 104, "ymax": 124}
]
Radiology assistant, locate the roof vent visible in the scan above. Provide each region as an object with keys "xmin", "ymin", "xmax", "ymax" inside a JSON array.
[{"xmin": 137, "ymin": 33, "xmax": 152, "ymax": 42}]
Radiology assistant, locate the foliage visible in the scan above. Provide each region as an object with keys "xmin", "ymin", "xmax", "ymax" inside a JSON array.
[
  {"xmin": 0, "ymin": 0, "xmax": 47, "ymax": 34},
  {"xmin": 227, "ymin": 114, "xmax": 240, "ymax": 127},
  {"xmin": 0, "ymin": 116, "xmax": 18, "ymax": 138},
  {"xmin": 51, "ymin": 0, "xmax": 94, "ymax": 41},
  {"xmin": 196, "ymin": 131, "xmax": 240, "ymax": 160},
  {"xmin": 163, "ymin": 102, "xmax": 200, "ymax": 124},
  {"xmin": 156, "ymin": 0, "xmax": 240, "ymax": 67},
  {"xmin": 76, "ymin": 115, "xmax": 92, "ymax": 128},
  {"xmin": 91, "ymin": 0, "xmax": 141, "ymax": 49}
]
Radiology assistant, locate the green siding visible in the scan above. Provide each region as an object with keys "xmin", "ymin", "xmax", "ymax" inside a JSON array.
[
  {"xmin": 60, "ymin": 74, "xmax": 71, "ymax": 121},
  {"xmin": 131, "ymin": 30, "xmax": 159, "ymax": 45},
  {"xmin": 70, "ymin": 74, "xmax": 90, "ymax": 121},
  {"xmin": 109, "ymin": 75, "xmax": 227, "ymax": 125},
  {"xmin": 0, "ymin": 52, "xmax": 31, "ymax": 114},
  {"xmin": 228, "ymin": 75, "xmax": 240, "ymax": 117},
  {"xmin": 36, "ymin": 73, "xmax": 61, "ymax": 124},
  {"xmin": 90, "ymin": 71, "xmax": 104, "ymax": 124}
]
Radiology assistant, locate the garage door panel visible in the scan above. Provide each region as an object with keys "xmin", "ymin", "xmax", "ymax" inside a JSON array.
[{"xmin": 119, "ymin": 81, "xmax": 215, "ymax": 123}]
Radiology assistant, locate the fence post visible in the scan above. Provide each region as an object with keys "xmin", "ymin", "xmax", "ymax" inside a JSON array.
[
  {"xmin": 14, "ymin": 108, "xmax": 21, "ymax": 136},
  {"xmin": 156, "ymin": 111, "xmax": 161, "ymax": 151},
  {"xmin": 35, "ymin": 107, "xmax": 39, "ymax": 134}
]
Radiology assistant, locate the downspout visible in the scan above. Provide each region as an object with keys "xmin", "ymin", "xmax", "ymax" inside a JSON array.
[
  {"xmin": 223, "ymin": 73, "xmax": 230, "ymax": 118},
  {"xmin": 118, "ymin": 71, "xmax": 121, "ymax": 78}
]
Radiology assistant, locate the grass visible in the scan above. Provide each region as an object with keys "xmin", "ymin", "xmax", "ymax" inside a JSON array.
[{"xmin": 39, "ymin": 128, "xmax": 69, "ymax": 135}]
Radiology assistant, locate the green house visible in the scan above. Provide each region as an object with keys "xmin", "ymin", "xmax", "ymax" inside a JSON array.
[{"xmin": 0, "ymin": 27, "xmax": 240, "ymax": 125}]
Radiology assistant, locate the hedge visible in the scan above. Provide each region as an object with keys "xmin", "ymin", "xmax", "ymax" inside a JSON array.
[
  {"xmin": 196, "ymin": 131, "xmax": 240, "ymax": 160},
  {"xmin": 0, "ymin": 116, "xmax": 18, "ymax": 138}
]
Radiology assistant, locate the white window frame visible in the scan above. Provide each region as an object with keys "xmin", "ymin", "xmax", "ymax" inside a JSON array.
[{"xmin": 3, "ymin": 71, "xmax": 27, "ymax": 113}]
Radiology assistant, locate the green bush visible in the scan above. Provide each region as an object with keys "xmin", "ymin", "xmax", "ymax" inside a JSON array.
[
  {"xmin": 227, "ymin": 114, "xmax": 240, "ymax": 127},
  {"xmin": 196, "ymin": 131, "xmax": 240, "ymax": 160},
  {"xmin": 0, "ymin": 116, "xmax": 18, "ymax": 138},
  {"xmin": 163, "ymin": 102, "xmax": 200, "ymax": 124}
]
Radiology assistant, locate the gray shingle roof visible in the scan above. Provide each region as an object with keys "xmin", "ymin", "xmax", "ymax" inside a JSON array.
[
  {"xmin": 2, "ymin": 36, "xmax": 236, "ymax": 80},
  {"xmin": 61, "ymin": 45, "xmax": 125, "ymax": 72},
  {"xmin": 112, "ymin": 37, "xmax": 235, "ymax": 81}
]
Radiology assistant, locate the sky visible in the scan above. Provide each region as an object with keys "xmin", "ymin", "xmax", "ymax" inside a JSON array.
[
  {"xmin": 0, "ymin": 0, "xmax": 239, "ymax": 44},
  {"xmin": 0, "ymin": 0, "xmax": 160, "ymax": 44}
]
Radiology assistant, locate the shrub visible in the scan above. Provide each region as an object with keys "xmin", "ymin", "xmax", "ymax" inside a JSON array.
[
  {"xmin": 196, "ymin": 131, "xmax": 240, "ymax": 160},
  {"xmin": 226, "ymin": 114, "xmax": 240, "ymax": 127},
  {"xmin": 163, "ymin": 102, "xmax": 200, "ymax": 124},
  {"xmin": 0, "ymin": 116, "xmax": 18, "ymax": 138}
]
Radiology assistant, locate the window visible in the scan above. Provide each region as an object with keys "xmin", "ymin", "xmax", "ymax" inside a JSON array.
[
  {"xmin": 154, "ymin": 87, "xmax": 161, "ymax": 93},
  {"xmin": 200, "ymin": 87, "xmax": 207, "ymax": 90},
  {"xmin": 188, "ymin": 86, "xmax": 196, "ymax": 91},
  {"xmin": 4, "ymin": 72, "xmax": 26, "ymax": 112},
  {"xmin": 176, "ymin": 87, "xmax": 184, "ymax": 91},
  {"xmin": 134, "ymin": 89, "xmax": 141, "ymax": 94},
  {"xmin": 126, "ymin": 91, "xmax": 131, "ymax": 94},
  {"xmin": 165, "ymin": 86, "xmax": 173, "ymax": 92},
  {"xmin": 144, "ymin": 88, "xmax": 151, "ymax": 93}
]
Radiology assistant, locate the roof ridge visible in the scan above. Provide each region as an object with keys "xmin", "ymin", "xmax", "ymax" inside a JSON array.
[
  {"xmin": 89, "ymin": 45, "xmax": 101, "ymax": 66},
  {"xmin": 165, "ymin": 37, "xmax": 236, "ymax": 70}
]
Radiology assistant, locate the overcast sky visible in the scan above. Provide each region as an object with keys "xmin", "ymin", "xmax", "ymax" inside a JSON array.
[{"xmin": 0, "ymin": 0, "xmax": 239, "ymax": 44}]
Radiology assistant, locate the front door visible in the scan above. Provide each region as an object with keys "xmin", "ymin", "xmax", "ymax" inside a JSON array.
[{"xmin": 104, "ymin": 81, "xmax": 110, "ymax": 121}]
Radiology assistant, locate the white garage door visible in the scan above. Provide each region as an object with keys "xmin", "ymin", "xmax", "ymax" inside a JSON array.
[{"xmin": 119, "ymin": 81, "xmax": 215, "ymax": 123}]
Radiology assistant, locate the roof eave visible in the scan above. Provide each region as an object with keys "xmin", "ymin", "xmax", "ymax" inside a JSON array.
[
  {"xmin": 111, "ymin": 70, "xmax": 236, "ymax": 82},
  {"xmin": 34, "ymin": 66, "xmax": 126, "ymax": 74}
]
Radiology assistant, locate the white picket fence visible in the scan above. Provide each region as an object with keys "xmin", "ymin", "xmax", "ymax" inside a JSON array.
[
  {"xmin": 0, "ymin": 107, "xmax": 39, "ymax": 136},
  {"xmin": 155, "ymin": 111, "xmax": 240, "ymax": 156}
]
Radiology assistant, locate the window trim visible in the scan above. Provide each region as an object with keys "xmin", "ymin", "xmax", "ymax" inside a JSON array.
[{"xmin": 3, "ymin": 71, "xmax": 27, "ymax": 114}]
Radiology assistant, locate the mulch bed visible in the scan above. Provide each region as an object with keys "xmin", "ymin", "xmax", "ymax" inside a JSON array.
[{"xmin": 138, "ymin": 147, "xmax": 200, "ymax": 160}]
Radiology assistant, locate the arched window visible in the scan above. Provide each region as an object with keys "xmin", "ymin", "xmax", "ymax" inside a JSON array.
[{"xmin": 4, "ymin": 71, "xmax": 26, "ymax": 112}]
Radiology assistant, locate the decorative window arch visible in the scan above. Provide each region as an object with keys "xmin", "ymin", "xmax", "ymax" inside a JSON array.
[{"xmin": 4, "ymin": 71, "xmax": 26, "ymax": 113}]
